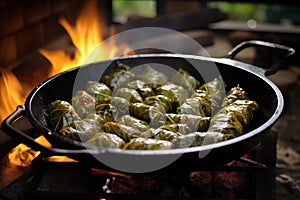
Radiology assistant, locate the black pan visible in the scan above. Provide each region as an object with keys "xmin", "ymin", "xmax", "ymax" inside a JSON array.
[{"xmin": 2, "ymin": 40, "xmax": 295, "ymax": 173}]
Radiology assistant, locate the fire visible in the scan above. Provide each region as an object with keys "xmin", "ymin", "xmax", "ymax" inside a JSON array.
[
  {"xmin": 2, "ymin": 0, "xmax": 126, "ymax": 167},
  {"xmin": 8, "ymin": 136, "xmax": 49, "ymax": 167},
  {"xmin": 39, "ymin": 0, "xmax": 109, "ymax": 76},
  {"xmin": 0, "ymin": 69, "xmax": 26, "ymax": 123}
]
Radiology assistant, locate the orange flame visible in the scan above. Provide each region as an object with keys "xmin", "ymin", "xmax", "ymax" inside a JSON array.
[
  {"xmin": 0, "ymin": 69, "xmax": 26, "ymax": 122},
  {"xmin": 39, "ymin": 0, "xmax": 107, "ymax": 76},
  {"xmin": 2, "ymin": 0, "xmax": 127, "ymax": 167}
]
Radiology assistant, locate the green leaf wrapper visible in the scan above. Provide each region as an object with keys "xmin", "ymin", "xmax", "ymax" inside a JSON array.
[
  {"xmin": 117, "ymin": 115, "xmax": 149, "ymax": 132},
  {"xmin": 165, "ymin": 113, "xmax": 210, "ymax": 132},
  {"xmin": 208, "ymin": 112, "xmax": 243, "ymax": 136},
  {"xmin": 102, "ymin": 122, "xmax": 147, "ymax": 141},
  {"xmin": 86, "ymin": 132, "xmax": 125, "ymax": 148},
  {"xmin": 123, "ymin": 138, "xmax": 173, "ymax": 150},
  {"xmin": 71, "ymin": 90, "xmax": 96, "ymax": 118},
  {"xmin": 48, "ymin": 100, "xmax": 81, "ymax": 132},
  {"xmin": 114, "ymin": 87, "xmax": 143, "ymax": 103}
]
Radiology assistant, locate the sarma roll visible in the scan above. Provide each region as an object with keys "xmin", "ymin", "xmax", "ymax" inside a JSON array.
[
  {"xmin": 198, "ymin": 78, "xmax": 226, "ymax": 109},
  {"xmin": 117, "ymin": 115, "xmax": 149, "ymax": 132},
  {"xmin": 136, "ymin": 64, "xmax": 168, "ymax": 87},
  {"xmin": 102, "ymin": 122, "xmax": 147, "ymax": 141},
  {"xmin": 156, "ymin": 82, "xmax": 189, "ymax": 110},
  {"xmin": 144, "ymin": 95, "xmax": 173, "ymax": 113},
  {"xmin": 129, "ymin": 103, "xmax": 166, "ymax": 128},
  {"xmin": 71, "ymin": 90, "xmax": 96, "ymax": 118},
  {"xmin": 85, "ymin": 81, "xmax": 112, "ymax": 104},
  {"xmin": 172, "ymin": 132, "xmax": 224, "ymax": 148},
  {"xmin": 126, "ymin": 80, "xmax": 155, "ymax": 99},
  {"xmin": 100, "ymin": 61, "xmax": 135, "ymax": 89},
  {"xmin": 85, "ymin": 132, "xmax": 125, "ymax": 148},
  {"xmin": 113, "ymin": 87, "xmax": 143, "ymax": 103},
  {"xmin": 48, "ymin": 100, "xmax": 80, "ymax": 132},
  {"xmin": 173, "ymin": 68, "xmax": 200, "ymax": 90},
  {"xmin": 154, "ymin": 128, "xmax": 181, "ymax": 141},
  {"xmin": 123, "ymin": 138, "xmax": 173, "ymax": 150},
  {"xmin": 165, "ymin": 113, "xmax": 210, "ymax": 132},
  {"xmin": 208, "ymin": 112, "xmax": 243, "ymax": 136},
  {"xmin": 219, "ymin": 100, "xmax": 258, "ymax": 127},
  {"xmin": 222, "ymin": 85, "xmax": 249, "ymax": 107}
]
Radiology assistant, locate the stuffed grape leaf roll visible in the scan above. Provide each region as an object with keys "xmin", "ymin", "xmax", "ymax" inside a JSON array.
[
  {"xmin": 129, "ymin": 103, "xmax": 166, "ymax": 128},
  {"xmin": 208, "ymin": 112, "xmax": 243, "ymax": 136},
  {"xmin": 219, "ymin": 100, "xmax": 258, "ymax": 127},
  {"xmin": 160, "ymin": 123, "xmax": 192, "ymax": 135},
  {"xmin": 85, "ymin": 132, "xmax": 125, "ymax": 148},
  {"xmin": 171, "ymin": 68, "xmax": 200, "ymax": 95},
  {"xmin": 102, "ymin": 122, "xmax": 148, "ymax": 141},
  {"xmin": 59, "ymin": 118, "xmax": 100, "ymax": 141},
  {"xmin": 126, "ymin": 80, "xmax": 155, "ymax": 99},
  {"xmin": 71, "ymin": 90, "xmax": 96, "ymax": 118},
  {"xmin": 177, "ymin": 97, "xmax": 211, "ymax": 117},
  {"xmin": 165, "ymin": 113, "xmax": 210, "ymax": 132},
  {"xmin": 116, "ymin": 115, "xmax": 149, "ymax": 132},
  {"xmin": 222, "ymin": 85, "xmax": 249, "ymax": 107},
  {"xmin": 198, "ymin": 78, "xmax": 226, "ymax": 109},
  {"xmin": 156, "ymin": 82, "xmax": 189, "ymax": 111},
  {"xmin": 96, "ymin": 97, "xmax": 130, "ymax": 121},
  {"xmin": 172, "ymin": 132, "xmax": 224, "ymax": 148},
  {"xmin": 100, "ymin": 61, "xmax": 135, "ymax": 89},
  {"xmin": 123, "ymin": 138, "xmax": 173, "ymax": 150},
  {"xmin": 153, "ymin": 128, "xmax": 181, "ymax": 141},
  {"xmin": 85, "ymin": 81, "xmax": 112, "ymax": 104},
  {"xmin": 48, "ymin": 100, "xmax": 81, "ymax": 132},
  {"xmin": 136, "ymin": 64, "xmax": 168, "ymax": 87},
  {"xmin": 113, "ymin": 87, "xmax": 143, "ymax": 103},
  {"xmin": 144, "ymin": 95, "xmax": 173, "ymax": 113}
]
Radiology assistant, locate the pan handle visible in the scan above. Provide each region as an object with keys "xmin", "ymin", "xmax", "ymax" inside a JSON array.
[
  {"xmin": 227, "ymin": 40, "xmax": 295, "ymax": 76},
  {"xmin": 1, "ymin": 106, "xmax": 93, "ymax": 157}
]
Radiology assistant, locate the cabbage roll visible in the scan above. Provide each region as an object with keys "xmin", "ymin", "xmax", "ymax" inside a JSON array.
[
  {"xmin": 123, "ymin": 138, "xmax": 173, "ymax": 150},
  {"xmin": 85, "ymin": 132, "xmax": 125, "ymax": 148},
  {"xmin": 48, "ymin": 100, "xmax": 80, "ymax": 132}
]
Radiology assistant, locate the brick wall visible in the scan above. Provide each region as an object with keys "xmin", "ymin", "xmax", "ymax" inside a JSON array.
[{"xmin": 0, "ymin": 0, "xmax": 85, "ymax": 69}]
